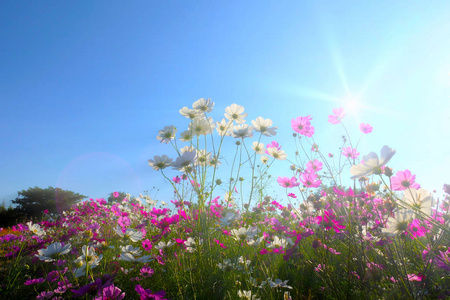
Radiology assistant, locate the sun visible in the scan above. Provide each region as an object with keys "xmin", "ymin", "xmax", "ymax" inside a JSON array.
[{"xmin": 343, "ymin": 96, "xmax": 362, "ymax": 116}]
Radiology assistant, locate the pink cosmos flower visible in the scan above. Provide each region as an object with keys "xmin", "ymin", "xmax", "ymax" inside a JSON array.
[
  {"xmin": 359, "ymin": 123, "xmax": 373, "ymax": 134},
  {"xmin": 342, "ymin": 147, "xmax": 360, "ymax": 159},
  {"xmin": 172, "ymin": 176, "xmax": 181, "ymax": 183},
  {"xmin": 95, "ymin": 285, "xmax": 125, "ymax": 300},
  {"xmin": 299, "ymin": 171, "xmax": 321, "ymax": 188},
  {"xmin": 291, "ymin": 115, "xmax": 315, "ymax": 137},
  {"xmin": 408, "ymin": 219, "xmax": 427, "ymax": 239},
  {"xmin": 391, "ymin": 170, "xmax": 420, "ymax": 191},
  {"xmin": 118, "ymin": 216, "xmax": 131, "ymax": 227},
  {"xmin": 316, "ymin": 210, "xmax": 345, "ymax": 233},
  {"xmin": 287, "ymin": 193, "xmax": 297, "ymax": 198},
  {"xmin": 113, "ymin": 191, "xmax": 120, "ymax": 198},
  {"xmin": 142, "ymin": 239, "xmax": 153, "ymax": 251},
  {"xmin": 306, "ymin": 159, "xmax": 323, "ymax": 173},
  {"xmin": 277, "ymin": 176, "xmax": 300, "ymax": 188},
  {"xmin": 328, "ymin": 107, "xmax": 345, "ymax": 124}
]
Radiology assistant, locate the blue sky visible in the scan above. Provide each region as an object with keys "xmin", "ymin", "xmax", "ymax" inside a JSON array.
[{"xmin": 1, "ymin": 1, "xmax": 449, "ymax": 206}]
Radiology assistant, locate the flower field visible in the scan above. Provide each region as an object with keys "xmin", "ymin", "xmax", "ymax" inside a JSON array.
[{"xmin": 1, "ymin": 99, "xmax": 449, "ymax": 299}]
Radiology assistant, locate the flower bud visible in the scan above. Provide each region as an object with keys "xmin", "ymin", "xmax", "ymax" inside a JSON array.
[{"xmin": 383, "ymin": 166, "xmax": 393, "ymax": 177}]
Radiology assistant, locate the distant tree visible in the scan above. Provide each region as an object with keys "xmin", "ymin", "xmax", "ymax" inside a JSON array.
[
  {"xmin": 11, "ymin": 186, "xmax": 86, "ymax": 220},
  {"xmin": 107, "ymin": 191, "xmax": 128, "ymax": 204},
  {"xmin": 0, "ymin": 202, "xmax": 26, "ymax": 227}
]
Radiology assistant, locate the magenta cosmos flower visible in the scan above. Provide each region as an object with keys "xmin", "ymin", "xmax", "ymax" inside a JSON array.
[
  {"xmin": 277, "ymin": 176, "xmax": 300, "ymax": 188},
  {"xmin": 359, "ymin": 123, "xmax": 373, "ymax": 134},
  {"xmin": 391, "ymin": 170, "xmax": 420, "ymax": 191},
  {"xmin": 299, "ymin": 171, "xmax": 321, "ymax": 188},
  {"xmin": 342, "ymin": 147, "xmax": 360, "ymax": 159},
  {"xmin": 291, "ymin": 115, "xmax": 315, "ymax": 137},
  {"xmin": 306, "ymin": 159, "xmax": 323, "ymax": 173},
  {"xmin": 328, "ymin": 107, "xmax": 345, "ymax": 124}
]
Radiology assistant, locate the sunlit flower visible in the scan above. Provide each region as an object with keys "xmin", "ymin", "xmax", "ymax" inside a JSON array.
[
  {"xmin": 402, "ymin": 188, "xmax": 433, "ymax": 216},
  {"xmin": 237, "ymin": 290, "xmax": 260, "ymax": 299},
  {"xmin": 251, "ymin": 117, "xmax": 277, "ymax": 136},
  {"xmin": 232, "ymin": 124, "xmax": 254, "ymax": 139},
  {"xmin": 342, "ymin": 147, "xmax": 360, "ymax": 159},
  {"xmin": 179, "ymin": 107, "xmax": 201, "ymax": 119},
  {"xmin": 148, "ymin": 155, "xmax": 173, "ymax": 171},
  {"xmin": 73, "ymin": 245, "xmax": 103, "ymax": 277},
  {"xmin": 291, "ymin": 115, "xmax": 314, "ymax": 137},
  {"xmin": 277, "ymin": 176, "xmax": 300, "ymax": 188},
  {"xmin": 306, "ymin": 159, "xmax": 323, "ymax": 173},
  {"xmin": 350, "ymin": 145, "xmax": 396, "ymax": 179},
  {"xmin": 359, "ymin": 123, "xmax": 373, "ymax": 134},
  {"xmin": 391, "ymin": 170, "xmax": 420, "ymax": 191},
  {"xmin": 328, "ymin": 107, "xmax": 345, "ymax": 124},
  {"xmin": 230, "ymin": 226, "xmax": 259, "ymax": 241},
  {"xmin": 36, "ymin": 242, "xmax": 71, "ymax": 262},
  {"xmin": 184, "ymin": 237, "xmax": 203, "ymax": 253},
  {"xmin": 114, "ymin": 226, "xmax": 143, "ymax": 242},
  {"xmin": 171, "ymin": 151, "xmax": 196, "ymax": 172},
  {"xmin": 154, "ymin": 240, "xmax": 175, "ymax": 250},
  {"xmin": 225, "ymin": 104, "xmax": 248, "ymax": 124},
  {"xmin": 267, "ymin": 147, "xmax": 287, "ymax": 160},
  {"xmin": 268, "ymin": 236, "xmax": 294, "ymax": 249},
  {"xmin": 27, "ymin": 221, "xmax": 45, "ymax": 236},
  {"xmin": 189, "ymin": 117, "xmax": 215, "ymax": 136},
  {"xmin": 179, "ymin": 130, "xmax": 194, "ymax": 142},
  {"xmin": 216, "ymin": 118, "xmax": 232, "ymax": 136},
  {"xmin": 252, "ymin": 141, "xmax": 265, "ymax": 154},
  {"xmin": 119, "ymin": 245, "xmax": 152, "ymax": 263},
  {"xmin": 156, "ymin": 125, "xmax": 176, "ymax": 144},
  {"xmin": 195, "ymin": 149, "xmax": 212, "ymax": 166},
  {"xmin": 381, "ymin": 209, "xmax": 414, "ymax": 236},
  {"xmin": 193, "ymin": 98, "xmax": 214, "ymax": 113},
  {"xmin": 299, "ymin": 171, "xmax": 321, "ymax": 188},
  {"xmin": 260, "ymin": 155, "xmax": 269, "ymax": 164}
]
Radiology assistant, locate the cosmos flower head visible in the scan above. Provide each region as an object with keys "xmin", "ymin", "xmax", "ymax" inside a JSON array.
[{"xmin": 350, "ymin": 145, "xmax": 396, "ymax": 179}]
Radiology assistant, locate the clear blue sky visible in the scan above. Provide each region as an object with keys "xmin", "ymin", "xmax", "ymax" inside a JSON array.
[{"xmin": 1, "ymin": 1, "xmax": 449, "ymax": 206}]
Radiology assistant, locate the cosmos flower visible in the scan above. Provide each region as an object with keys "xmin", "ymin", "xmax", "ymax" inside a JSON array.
[
  {"xmin": 148, "ymin": 155, "xmax": 173, "ymax": 171},
  {"xmin": 192, "ymin": 98, "xmax": 214, "ymax": 113},
  {"xmin": 251, "ymin": 117, "xmax": 277, "ymax": 136},
  {"xmin": 359, "ymin": 123, "xmax": 373, "ymax": 134},
  {"xmin": 36, "ymin": 242, "xmax": 71, "ymax": 262},
  {"xmin": 328, "ymin": 107, "xmax": 345, "ymax": 124},
  {"xmin": 381, "ymin": 209, "xmax": 414, "ymax": 236},
  {"xmin": 225, "ymin": 104, "xmax": 248, "ymax": 124},
  {"xmin": 277, "ymin": 176, "xmax": 300, "ymax": 188},
  {"xmin": 350, "ymin": 145, "xmax": 396, "ymax": 179},
  {"xmin": 156, "ymin": 125, "xmax": 176, "ymax": 144},
  {"xmin": 391, "ymin": 170, "xmax": 420, "ymax": 191}
]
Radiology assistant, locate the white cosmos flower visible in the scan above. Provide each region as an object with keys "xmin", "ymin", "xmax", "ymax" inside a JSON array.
[
  {"xmin": 172, "ymin": 151, "xmax": 196, "ymax": 172},
  {"xmin": 154, "ymin": 240, "xmax": 176, "ymax": 250},
  {"xmin": 189, "ymin": 117, "xmax": 215, "ymax": 136},
  {"xmin": 268, "ymin": 236, "xmax": 294, "ymax": 249},
  {"xmin": 237, "ymin": 290, "xmax": 260, "ymax": 299},
  {"xmin": 27, "ymin": 221, "xmax": 45, "ymax": 236},
  {"xmin": 216, "ymin": 119, "xmax": 232, "ymax": 136},
  {"xmin": 261, "ymin": 155, "xmax": 269, "ymax": 164},
  {"xmin": 251, "ymin": 117, "xmax": 277, "ymax": 136},
  {"xmin": 267, "ymin": 147, "xmax": 287, "ymax": 160},
  {"xmin": 230, "ymin": 226, "xmax": 260, "ymax": 241},
  {"xmin": 114, "ymin": 225, "xmax": 143, "ymax": 242},
  {"xmin": 268, "ymin": 279, "xmax": 293, "ymax": 289},
  {"xmin": 350, "ymin": 145, "xmax": 396, "ymax": 179},
  {"xmin": 252, "ymin": 141, "xmax": 265, "ymax": 154},
  {"xmin": 179, "ymin": 130, "xmax": 194, "ymax": 142},
  {"xmin": 73, "ymin": 245, "xmax": 103, "ymax": 277},
  {"xmin": 195, "ymin": 149, "xmax": 212, "ymax": 167},
  {"xmin": 148, "ymin": 155, "xmax": 173, "ymax": 171},
  {"xmin": 381, "ymin": 209, "xmax": 414, "ymax": 236},
  {"xmin": 179, "ymin": 107, "xmax": 202, "ymax": 119},
  {"xmin": 225, "ymin": 104, "xmax": 248, "ymax": 124},
  {"xmin": 193, "ymin": 98, "xmax": 214, "ymax": 113},
  {"xmin": 232, "ymin": 124, "xmax": 254, "ymax": 139},
  {"xmin": 184, "ymin": 237, "xmax": 203, "ymax": 253},
  {"xmin": 156, "ymin": 125, "xmax": 177, "ymax": 144},
  {"xmin": 119, "ymin": 245, "xmax": 152, "ymax": 263},
  {"xmin": 402, "ymin": 188, "xmax": 434, "ymax": 216},
  {"xmin": 36, "ymin": 242, "xmax": 71, "ymax": 262}
]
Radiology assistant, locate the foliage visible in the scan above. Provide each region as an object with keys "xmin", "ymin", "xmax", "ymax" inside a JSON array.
[{"xmin": 11, "ymin": 186, "xmax": 86, "ymax": 221}]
